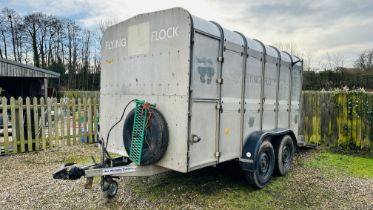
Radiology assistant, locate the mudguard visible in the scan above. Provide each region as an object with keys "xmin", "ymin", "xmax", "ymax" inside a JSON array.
[{"xmin": 240, "ymin": 129, "xmax": 296, "ymax": 172}]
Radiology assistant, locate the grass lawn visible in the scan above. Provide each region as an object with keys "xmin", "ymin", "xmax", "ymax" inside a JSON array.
[
  {"xmin": 123, "ymin": 148, "xmax": 373, "ymax": 209},
  {"xmin": 305, "ymin": 151, "xmax": 373, "ymax": 178}
]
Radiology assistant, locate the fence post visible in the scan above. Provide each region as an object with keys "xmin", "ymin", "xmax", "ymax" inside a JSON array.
[
  {"xmin": 18, "ymin": 97, "xmax": 25, "ymax": 152},
  {"xmin": 316, "ymin": 92, "xmax": 321, "ymax": 144},
  {"xmin": 10, "ymin": 97, "xmax": 17, "ymax": 154},
  {"xmin": 83, "ymin": 97, "xmax": 88, "ymax": 143},
  {"xmin": 303, "ymin": 92, "xmax": 310, "ymax": 143},
  {"xmin": 33, "ymin": 97, "xmax": 39, "ymax": 151},
  {"xmin": 72, "ymin": 98, "xmax": 77, "ymax": 145},
  {"xmin": 363, "ymin": 93, "xmax": 371, "ymax": 150},
  {"xmin": 47, "ymin": 98, "xmax": 53, "ymax": 148},
  {"xmin": 53, "ymin": 98, "xmax": 60, "ymax": 147},
  {"xmin": 2, "ymin": 97, "xmax": 9, "ymax": 154},
  {"xmin": 26, "ymin": 97, "xmax": 33, "ymax": 152},
  {"xmin": 77, "ymin": 98, "xmax": 82, "ymax": 143},
  {"xmin": 60, "ymin": 98, "xmax": 65, "ymax": 146},
  {"xmin": 341, "ymin": 94, "xmax": 349, "ymax": 147},
  {"xmin": 87, "ymin": 98, "xmax": 93, "ymax": 143},
  {"xmin": 66, "ymin": 98, "xmax": 71, "ymax": 146},
  {"xmin": 93, "ymin": 97, "xmax": 98, "ymax": 143},
  {"xmin": 40, "ymin": 97, "xmax": 46, "ymax": 151}
]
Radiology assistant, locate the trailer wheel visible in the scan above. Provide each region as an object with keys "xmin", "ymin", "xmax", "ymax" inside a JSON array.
[
  {"xmin": 273, "ymin": 135, "xmax": 295, "ymax": 176},
  {"xmin": 123, "ymin": 108, "xmax": 169, "ymax": 165},
  {"xmin": 245, "ymin": 140, "xmax": 275, "ymax": 189},
  {"xmin": 102, "ymin": 178, "xmax": 118, "ymax": 199}
]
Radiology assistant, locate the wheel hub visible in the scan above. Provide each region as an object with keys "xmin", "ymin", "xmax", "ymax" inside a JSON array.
[
  {"xmin": 282, "ymin": 145, "xmax": 291, "ymax": 166},
  {"xmin": 259, "ymin": 153, "xmax": 270, "ymax": 175}
]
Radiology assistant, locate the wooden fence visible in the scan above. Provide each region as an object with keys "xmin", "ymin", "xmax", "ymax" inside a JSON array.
[
  {"xmin": 302, "ymin": 91, "xmax": 373, "ymax": 152},
  {"xmin": 0, "ymin": 97, "xmax": 99, "ymax": 155},
  {"xmin": 2, "ymin": 92, "xmax": 373, "ymax": 155}
]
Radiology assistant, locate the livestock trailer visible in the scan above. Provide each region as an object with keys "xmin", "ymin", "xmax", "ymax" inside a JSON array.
[{"xmin": 54, "ymin": 7, "xmax": 304, "ymax": 198}]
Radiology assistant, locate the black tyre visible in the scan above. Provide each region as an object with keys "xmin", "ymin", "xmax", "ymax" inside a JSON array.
[
  {"xmin": 245, "ymin": 140, "xmax": 275, "ymax": 189},
  {"xmin": 123, "ymin": 108, "xmax": 168, "ymax": 165},
  {"xmin": 102, "ymin": 179, "xmax": 118, "ymax": 199},
  {"xmin": 273, "ymin": 135, "xmax": 295, "ymax": 176}
]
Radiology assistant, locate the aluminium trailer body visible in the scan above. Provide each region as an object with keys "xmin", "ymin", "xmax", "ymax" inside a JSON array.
[
  {"xmin": 53, "ymin": 7, "xmax": 304, "ymax": 197},
  {"xmin": 101, "ymin": 7, "xmax": 303, "ymax": 171}
]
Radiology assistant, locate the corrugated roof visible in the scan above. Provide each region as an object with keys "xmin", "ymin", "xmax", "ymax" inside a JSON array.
[{"xmin": 0, "ymin": 58, "xmax": 60, "ymax": 78}]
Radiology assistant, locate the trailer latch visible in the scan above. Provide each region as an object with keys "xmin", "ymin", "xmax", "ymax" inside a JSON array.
[{"xmin": 216, "ymin": 78, "xmax": 224, "ymax": 84}]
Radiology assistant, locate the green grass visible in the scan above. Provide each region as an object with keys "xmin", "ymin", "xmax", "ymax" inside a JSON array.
[
  {"xmin": 128, "ymin": 163, "xmax": 287, "ymax": 209},
  {"xmin": 306, "ymin": 151, "xmax": 373, "ymax": 178},
  {"xmin": 126, "ymin": 150, "xmax": 373, "ymax": 209},
  {"xmin": 207, "ymin": 177, "xmax": 285, "ymax": 210}
]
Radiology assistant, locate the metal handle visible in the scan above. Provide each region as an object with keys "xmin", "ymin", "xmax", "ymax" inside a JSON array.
[{"xmin": 191, "ymin": 134, "xmax": 201, "ymax": 143}]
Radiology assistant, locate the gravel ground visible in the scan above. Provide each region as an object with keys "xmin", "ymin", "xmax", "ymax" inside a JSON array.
[
  {"xmin": 272, "ymin": 151, "xmax": 373, "ymax": 210},
  {"xmin": 0, "ymin": 144, "xmax": 372, "ymax": 210}
]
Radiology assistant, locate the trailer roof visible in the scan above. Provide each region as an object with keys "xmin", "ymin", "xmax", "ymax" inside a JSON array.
[
  {"xmin": 0, "ymin": 58, "xmax": 60, "ymax": 78},
  {"xmin": 190, "ymin": 8, "xmax": 302, "ymax": 65}
]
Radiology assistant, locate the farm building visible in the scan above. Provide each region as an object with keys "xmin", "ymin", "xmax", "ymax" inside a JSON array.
[{"xmin": 0, "ymin": 58, "xmax": 60, "ymax": 98}]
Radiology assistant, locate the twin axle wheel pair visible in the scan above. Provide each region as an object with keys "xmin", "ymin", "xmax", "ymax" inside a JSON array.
[{"xmin": 246, "ymin": 135, "xmax": 295, "ymax": 189}]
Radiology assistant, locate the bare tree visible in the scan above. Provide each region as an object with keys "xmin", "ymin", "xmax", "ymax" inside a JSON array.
[
  {"xmin": 355, "ymin": 49, "xmax": 373, "ymax": 71},
  {"xmin": 273, "ymin": 41, "xmax": 301, "ymax": 56},
  {"xmin": 326, "ymin": 52, "xmax": 345, "ymax": 71},
  {"xmin": 302, "ymin": 50, "xmax": 313, "ymax": 71},
  {"xmin": 51, "ymin": 18, "xmax": 65, "ymax": 64},
  {"xmin": 272, "ymin": 41, "xmax": 316, "ymax": 71},
  {"xmin": 0, "ymin": 8, "xmax": 27, "ymax": 63},
  {"xmin": 333, "ymin": 53, "xmax": 345, "ymax": 71},
  {"xmin": 0, "ymin": 10, "xmax": 9, "ymax": 59},
  {"xmin": 2, "ymin": 8, "xmax": 19, "ymax": 61},
  {"xmin": 80, "ymin": 29, "xmax": 91, "ymax": 90},
  {"xmin": 24, "ymin": 13, "xmax": 42, "ymax": 67},
  {"xmin": 66, "ymin": 20, "xmax": 81, "ymax": 89},
  {"xmin": 97, "ymin": 19, "xmax": 117, "ymax": 38},
  {"xmin": 0, "ymin": 6, "xmax": 103, "ymax": 90},
  {"xmin": 37, "ymin": 14, "xmax": 54, "ymax": 68},
  {"xmin": 14, "ymin": 14, "xmax": 25, "ymax": 63}
]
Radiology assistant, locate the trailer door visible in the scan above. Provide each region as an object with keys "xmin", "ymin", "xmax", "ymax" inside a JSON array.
[
  {"xmin": 218, "ymin": 34, "xmax": 244, "ymax": 163},
  {"xmin": 188, "ymin": 31, "xmax": 220, "ymax": 171},
  {"xmin": 290, "ymin": 62, "xmax": 302, "ymax": 137},
  {"xmin": 262, "ymin": 47, "xmax": 279, "ymax": 130},
  {"xmin": 277, "ymin": 62, "xmax": 291, "ymax": 128}
]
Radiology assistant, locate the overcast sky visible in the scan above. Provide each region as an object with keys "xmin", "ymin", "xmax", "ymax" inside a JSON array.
[{"xmin": 2, "ymin": 0, "xmax": 373, "ymax": 68}]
